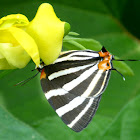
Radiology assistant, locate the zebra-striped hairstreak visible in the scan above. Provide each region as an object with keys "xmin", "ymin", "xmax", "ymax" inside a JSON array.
[
  {"xmin": 37, "ymin": 46, "xmax": 139, "ymax": 132},
  {"xmin": 16, "ymin": 46, "xmax": 139, "ymax": 132}
]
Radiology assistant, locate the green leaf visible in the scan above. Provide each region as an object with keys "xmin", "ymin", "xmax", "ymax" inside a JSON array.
[
  {"xmin": 0, "ymin": 70, "xmax": 14, "ymax": 79},
  {"xmin": 63, "ymin": 39, "xmax": 86, "ymax": 50},
  {"xmin": 68, "ymin": 31, "xmax": 80, "ymax": 36},
  {"xmin": 0, "ymin": 105, "xmax": 45, "ymax": 140},
  {"xmin": 63, "ymin": 36, "xmax": 102, "ymax": 50},
  {"xmin": 101, "ymin": 95, "xmax": 140, "ymax": 140},
  {"xmin": 113, "ymin": 57, "xmax": 134, "ymax": 76}
]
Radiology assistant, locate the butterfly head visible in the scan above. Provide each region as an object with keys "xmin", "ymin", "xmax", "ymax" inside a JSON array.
[
  {"xmin": 98, "ymin": 46, "xmax": 113, "ymax": 71},
  {"xmin": 99, "ymin": 46, "xmax": 140, "ymax": 81},
  {"xmin": 36, "ymin": 62, "xmax": 48, "ymax": 80}
]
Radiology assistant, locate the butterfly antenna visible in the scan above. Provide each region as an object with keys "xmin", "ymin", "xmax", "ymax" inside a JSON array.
[
  {"xmin": 111, "ymin": 68, "xmax": 125, "ymax": 81},
  {"xmin": 111, "ymin": 57, "xmax": 140, "ymax": 80},
  {"xmin": 14, "ymin": 72, "xmax": 39, "ymax": 86},
  {"xmin": 112, "ymin": 57, "xmax": 140, "ymax": 61}
]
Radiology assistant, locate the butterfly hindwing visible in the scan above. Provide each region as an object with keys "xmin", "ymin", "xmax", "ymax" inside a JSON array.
[
  {"xmin": 41, "ymin": 76, "xmax": 102, "ymax": 132},
  {"xmin": 40, "ymin": 50, "xmax": 112, "ymax": 132}
]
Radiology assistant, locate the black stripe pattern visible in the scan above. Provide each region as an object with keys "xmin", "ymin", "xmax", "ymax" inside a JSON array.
[{"xmin": 40, "ymin": 49, "xmax": 112, "ymax": 132}]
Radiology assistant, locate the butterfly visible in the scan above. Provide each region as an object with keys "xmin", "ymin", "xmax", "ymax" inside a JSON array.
[
  {"xmin": 16, "ymin": 46, "xmax": 138, "ymax": 132},
  {"xmin": 37, "ymin": 46, "xmax": 124, "ymax": 132}
]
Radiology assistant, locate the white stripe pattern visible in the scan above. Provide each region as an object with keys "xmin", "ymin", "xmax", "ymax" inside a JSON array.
[
  {"xmin": 55, "ymin": 51, "xmax": 99, "ymax": 63},
  {"xmin": 48, "ymin": 63, "xmax": 94, "ymax": 80},
  {"xmin": 64, "ymin": 56, "xmax": 93, "ymax": 61},
  {"xmin": 63, "ymin": 64, "xmax": 98, "ymax": 91},
  {"xmin": 68, "ymin": 98, "xmax": 94, "ymax": 128},
  {"xmin": 81, "ymin": 70, "xmax": 104, "ymax": 98},
  {"xmin": 45, "ymin": 89, "xmax": 68, "ymax": 99},
  {"xmin": 93, "ymin": 70, "xmax": 109, "ymax": 98},
  {"xmin": 56, "ymin": 96, "xmax": 85, "ymax": 117}
]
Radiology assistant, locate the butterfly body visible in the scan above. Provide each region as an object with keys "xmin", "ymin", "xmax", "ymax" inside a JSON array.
[{"xmin": 39, "ymin": 47, "xmax": 113, "ymax": 132}]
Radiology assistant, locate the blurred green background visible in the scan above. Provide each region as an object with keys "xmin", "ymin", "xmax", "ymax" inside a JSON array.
[{"xmin": 0, "ymin": 0, "xmax": 140, "ymax": 139}]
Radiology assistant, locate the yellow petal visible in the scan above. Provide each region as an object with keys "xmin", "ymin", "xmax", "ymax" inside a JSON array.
[
  {"xmin": 0, "ymin": 58, "xmax": 16, "ymax": 69},
  {"xmin": 0, "ymin": 43, "xmax": 30, "ymax": 69},
  {"xmin": 0, "ymin": 29, "xmax": 17, "ymax": 44},
  {"xmin": 26, "ymin": 3, "xmax": 65, "ymax": 65},
  {"xmin": 0, "ymin": 27, "xmax": 40, "ymax": 66},
  {"xmin": 0, "ymin": 51, "xmax": 4, "ymax": 59},
  {"xmin": 0, "ymin": 14, "xmax": 29, "ymax": 28}
]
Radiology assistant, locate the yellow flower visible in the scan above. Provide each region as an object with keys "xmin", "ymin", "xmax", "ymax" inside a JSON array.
[
  {"xmin": 0, "ymin": 14, "xmax": 40, "ymax": 69},
  {"xmin": 26, "ymin": 3, "xmax": 66, "ymax": 65},
  {"xmin": 0, "ymin": 3, "xmax": 70, "ymax": 69}
]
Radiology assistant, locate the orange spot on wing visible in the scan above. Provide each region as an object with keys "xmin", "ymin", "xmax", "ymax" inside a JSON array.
[
  {"xmin": 40, "ymin": 69, "xmax": 46, "ymax": 80},
  {"xmin": 98, "ymin": 51, "xmax": 112, "ymax": 71}
]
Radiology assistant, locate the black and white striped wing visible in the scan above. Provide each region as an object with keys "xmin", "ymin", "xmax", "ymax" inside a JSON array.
[{"xmin": 40, "ymin": 50, "xmax": 111, "ymax": 132}]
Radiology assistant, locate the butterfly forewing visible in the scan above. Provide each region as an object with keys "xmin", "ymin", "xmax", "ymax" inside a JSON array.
[{"xmin": 40, "ymin": 49, "xmax": 112, "ymax": 132}]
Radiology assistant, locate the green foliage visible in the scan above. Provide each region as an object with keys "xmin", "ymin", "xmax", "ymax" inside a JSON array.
[
  {"xmin": 0, "ymin": 0, "xmax": 140, "ymax": 140},
  {"xmin": 0, "ymin": 105, "xmax": 45, "ymax": 140}
]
